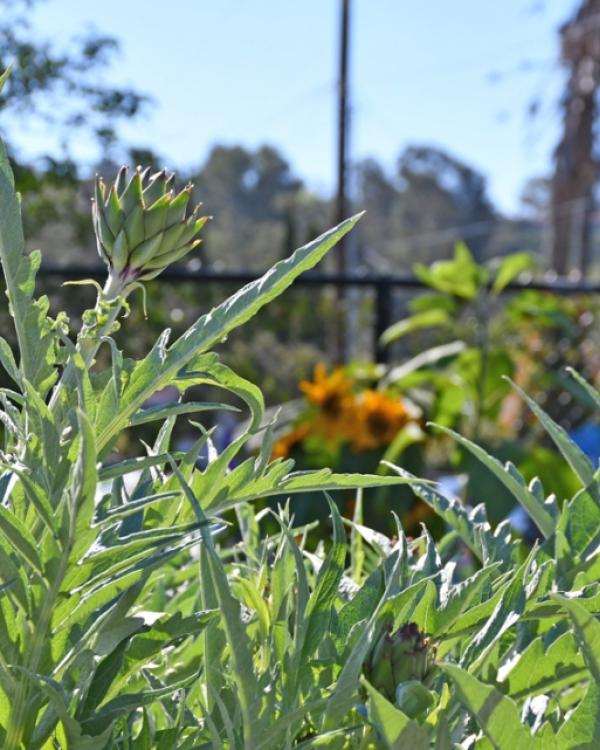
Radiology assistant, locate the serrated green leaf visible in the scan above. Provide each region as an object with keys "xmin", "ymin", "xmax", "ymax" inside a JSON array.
[
  {"xmin": 300, "ymin": 497, "xmax": 346, "ymax": 663},
  {"xmin": 460, "ymin": 551, "xmax": 545, "ymax": 669},
  {"xmin": 430, "ymin": 424, "xmax": 554, "ymax": 538},
  {"xmin": 80, "ymin": 672, "xmax": 196, "ymax": 737},
  {"xmin": 443, "ymin": 664, "xmax": 537, "ymax": 749},
  {"xmin": 556, "ymin": 680, "xmax": 600, "ymax": 750},
  {"xmin": 176, "ymin": 353, "xmax": 263, "ymax": 432},
  {"xmin": 508, "ymin": 378, "xmax": 597, "ymax": 494},
  {"xmin": 432, "ymin": 564, "xmax": 500, "ymax": 635},
  {"xmin": 96, "ymin": 215, "xmax": 362, "ymax": 450},
  {"xmin": 501, "ymin": 631, "xmax": 585, "ymax": 699},
  {"xmin": 362, "ymin": 677, "xmax": 431, "ymax": 749},
  {"xmin": 19, "ymin": 668, "xmax": 116, "ymax": 749},
  {"xmin": 2, "ymin": 467, "xmax": 56, "ymax": 536},
  {"xmin": 130, "ymin": 400, "xmax": 238, "ymax": 426},
  {"xmin": 0, "ymin": 504, "xmax": 43, "ymax": 574},
  {"xmin": 0, "ymin": 168, "xmax": 56, "ymax": 394},
  {"xmin": 492, "ymin": 253, "xmax": 532, "ymax": 293},
  {"xmin": 0, "ymin": 337, "xmax": 20, "ymax": 386},
  {"xmin": 380, "ymin": 308, "xmax": 451, "ymax": 346},
  {"xmin": 69, "ymin": 410, "xmax": 99, "ymax": 562},
  {"xmin": 279, "ymin": 470, "xmax": 414, "ymax": 495},
  {"xmin": 552, "ymin": 593, "xmax": 600, "ymax": 684},
  {"xmin": 171, "ymin": 459, "xmax": 262, "ymax": 748}
]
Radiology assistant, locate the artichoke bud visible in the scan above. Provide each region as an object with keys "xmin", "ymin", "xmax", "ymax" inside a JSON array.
[
  {"xmin": 105, "ymin": 187, "xmax": 124, "ymax": 236},
  {"xmin": 165, "ymin": 185, "xmax": 193, "ymax": 225},
  {"xmin": 114, "ymin": 165, "xmax": 129, "ymax": 195},
  {"xmin": 120, "ymin": 169, "xmax": 143, "ymax": 214},
  {"xmin": 369, "ymin": 659, "xmax": 395, "ymax": 701},
  {"xmin": 92, "ymin": 166, "xmax": 208, "ymax": 288},
  {"xmin": 395, "ymin": 680, "xmax": 434, "ymax": 719},
  {"xmin": 142, "ymin": 169, "xmax": 168, "ymax": 205},
  {"xmin": 157, "ymin": 221, "xmax": 187, "ymax": 255},
  {"xmin": 128, "ymin": 234, "xmax": 164, "ymax": 270},
  {"xmin": 111, "ymin": 230, "xmax": 130, "ymax": 273},
  {"xmin": 143, "ymin": 193, "xmax": 172, "ymax": 238},
  {"xmin": 124, "ymin": 204, "xmax": 145, "ymax": 247},
  {"xmin": 363, "ymin": 621, "xmax": 437, "ymax": 703}
]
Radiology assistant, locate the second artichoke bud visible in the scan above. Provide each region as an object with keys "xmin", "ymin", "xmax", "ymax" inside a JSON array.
[
  {"xmin": 363, "ymin": 621, "xmax": 437, "ymax": 704},
  {"xmin": 92, "ymin": 166, "xmax": 208, "ymax": 290}
]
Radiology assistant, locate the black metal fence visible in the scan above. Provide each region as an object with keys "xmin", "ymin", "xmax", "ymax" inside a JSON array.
[{"xmin": 38, "ymin": 264, "xmax": 600, "ymax": 362}]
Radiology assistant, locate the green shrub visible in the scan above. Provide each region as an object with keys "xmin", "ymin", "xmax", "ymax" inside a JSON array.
[{"xmin": 0, "ymin": 70, "xmax": 408, "ymax": 747}]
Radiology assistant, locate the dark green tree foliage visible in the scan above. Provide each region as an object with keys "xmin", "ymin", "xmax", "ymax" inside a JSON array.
[
  {"xmin": 196, "ymin": 145, "xmax": 301, "ymax": 221},
  {"xmin": 0, "ymin": 0, "xmax": 147, "ymax": 147},
  {"xmin": 0, "ymin": 0, "xmax": 148, "ymax": 238},
  {"xmin": 191, "ymin": 144, "xmax": 329, "ymax": 269},
  {"xmin": 357, "ymin": 145, "xmax": 498, "ymax": 269},
  {"xmin": 398, "ymin": 146, "xmax": 496, "ymax": 256}
]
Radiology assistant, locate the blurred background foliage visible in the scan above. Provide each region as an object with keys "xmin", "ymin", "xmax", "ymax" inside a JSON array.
[{"xmin": 267, "ymin": 246, "xmax": 600, "ymax": 536}]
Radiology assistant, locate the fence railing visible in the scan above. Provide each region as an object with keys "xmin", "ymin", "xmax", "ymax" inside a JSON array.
[{"xmin": 38, "ymin": 264, "xmax": 600, "ymax": 362}]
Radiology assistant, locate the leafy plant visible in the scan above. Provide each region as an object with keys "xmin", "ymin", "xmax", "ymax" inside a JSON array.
[
  {"xmin": 146, "ymin": 381, "xmax": 600, "ymax": 750},
  {"xmin": 0, "ymin": 72, "xmax": 407, "ymax": 748},
  {"xmin": 381, "ymin": 242, "xmax": 533, "ymax": 439},
  {"xmin": 378, "ymin": 243, "xmax": 600, "ymax": 526}
]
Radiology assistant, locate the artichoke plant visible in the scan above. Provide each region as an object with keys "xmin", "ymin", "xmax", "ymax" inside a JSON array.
[
  {"xmin": 363, "ymin": 621, "xmax": 437, "ymax": 704},
  {"xmin": 92, "ymin": 165, "xmax": 208, "ymax": 293}
]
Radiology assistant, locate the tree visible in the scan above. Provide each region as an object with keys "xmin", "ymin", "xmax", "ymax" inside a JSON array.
[
  {"xmin": 550, "ymin": 0, "xmax": 600, "ymax": 274},
  {"xmin": 397, "ymin": 146, "xmax": 496, "ymax": 261},
  {"xmin": 356, "ymin": 146, "xmax": 497, "ymax": 270},
  {"xmin": 0, "ymin": 0, "xmax": 148, "ymax": 153},
  {"xmin": 354, "ymin": 158, "xmax": 398, "ymax": 270},
  {"xmin": 0, "ymin": 0, "xmax": 149, "ymax": 250},
  {"xmin": 520, "ymin": 176, "xmax": 551, "ymax": 221},
  {"xmin": 191, "ymin": 144, "xmax": 327, "ymax": 269}
]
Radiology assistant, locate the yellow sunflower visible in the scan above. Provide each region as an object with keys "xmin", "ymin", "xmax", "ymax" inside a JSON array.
[
  {"xmin": 272, "ymin": 423, "xmax": 311, "ymax": 459},
  {"xmin": 350, "ymin": 390, "xmax": 410, "ymax": 452},
  {"xmin": 299, "ymin": 363, "xmax": 356, "ymax": 440}
]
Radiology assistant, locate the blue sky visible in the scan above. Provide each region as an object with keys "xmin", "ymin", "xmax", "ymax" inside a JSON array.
[{"xmin": 12, "ymin": 0, "xmax": 579, "ymax": 214}]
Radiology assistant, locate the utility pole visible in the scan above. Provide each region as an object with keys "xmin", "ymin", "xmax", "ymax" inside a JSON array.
[{"xmin": 333, "ymin": 0, "xmax": 350, "ymax": 363}]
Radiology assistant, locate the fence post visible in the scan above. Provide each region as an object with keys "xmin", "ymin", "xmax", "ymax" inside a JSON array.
[{"xmin": 375, "ymin": 280, "xmax": 393, "ymax": 363}]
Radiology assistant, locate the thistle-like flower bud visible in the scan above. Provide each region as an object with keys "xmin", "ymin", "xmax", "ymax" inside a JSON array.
[
  {"xmin": 92, "ymin": 166, "xmax": 208, "ymax": 289},
  {"xmin": 363, "ymin": 621, "xmax": 437, "ymax": 703}
]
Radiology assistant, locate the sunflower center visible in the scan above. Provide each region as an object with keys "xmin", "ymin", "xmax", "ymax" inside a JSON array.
[{"xmin": 321, "ymin": 393, "xmax": 345, "ymax": 418}]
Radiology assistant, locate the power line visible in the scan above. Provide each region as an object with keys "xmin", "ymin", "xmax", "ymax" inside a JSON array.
[{"xmin": 259, "ymin": 81, "xmax": 335, "ymax": 131}]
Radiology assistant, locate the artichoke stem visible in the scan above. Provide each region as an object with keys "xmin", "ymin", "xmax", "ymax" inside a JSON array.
[
  {"xmin": 103, "ymin": 270, "xmax": 128, "ymax": 301},
  {"xmin": 78, "ymin": 275, "xmax": 127, "ymax": 367},
  {"xmin": 48, "ymin": 274, "xmax": 126, "ymax": 415}
]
